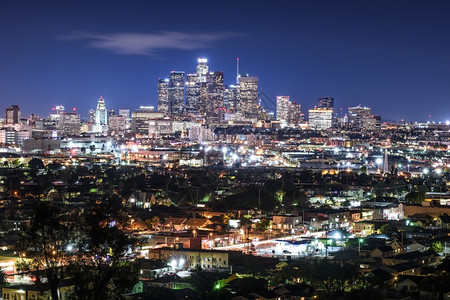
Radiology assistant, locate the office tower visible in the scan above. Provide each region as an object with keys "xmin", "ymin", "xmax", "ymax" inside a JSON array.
[
  {"xmin": 196, "ymin": 58, "xmax": 209, "ymax": 83},
  {"xmin": 308, "ymin": 108, "xmax": 333, "ymax": 130},
  {"xmin": 289, "ymin": 102, "xmax": 302, "ymax": 124},
  {"xmin": 318, "ymin": 97, "xmax": 334, "ymax": 109},
  {"xmin": 118, "ymin": 109, "xmax": 130, "ymax": 119},
  {"xmin": 198, "ymin": 82, "xmax": 209, "ymax": 116},
  {"xmin": 348, "ymin": 106, "xmax": 371, "ymax": 128},
  {"xmin": 131, "ymin": 107, "xmax": 164, "ymax": 135},
  {"xmin": 168, "ymin": 71, "xmax": 185, "ymax": 116},
  {"xmin": 224, "ymin": 85, "xmax": 239, "ymax": 110},
  {"xmin": 108, "ymin": 108, "xmax": 115, "ymax": 117},
  {"xmin": 6, "ymin": 105, "xmax": 20, "ymax": 124},
  {"xmin": 88, "ymin": 109, "xmax": 96, "ymax": 123},
  {"xmin": 58, "ymin": 113, "xmax": 81, "ymax": 136},
  {"xmin": 185, "ymin": 73, "xmax": 200, "ymax": 114},
  {"xmin": 94, "ymin": 96, "xmax": 108, "ymax": 133},
  {"xmin": 109, "ymin": 115, "xmax": 127, "ymax": 135},
  {"xmin": 207, "ymin": 71, "xmax": 224, "ymax": 117},
  {"xmin": 276, "ymin": 96, "xmax": 290, "ymax": 121},
  {"xmin": 238, "ymin": 76, "xmax": 258, "ymax": 119},
  {"xmin": 157, "ymin": 78, "xmax": 169, "ymax": 114}
]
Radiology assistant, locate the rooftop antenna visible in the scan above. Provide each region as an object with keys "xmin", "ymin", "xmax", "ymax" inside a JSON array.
[{"xmin": 236, "ymin": 57, "xmax": 240, "ymax": 85}]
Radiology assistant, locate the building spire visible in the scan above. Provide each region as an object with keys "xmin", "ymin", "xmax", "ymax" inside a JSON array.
[{"xmin": 236, "ymin": 57, "xmax": 240, "ymax": 84}]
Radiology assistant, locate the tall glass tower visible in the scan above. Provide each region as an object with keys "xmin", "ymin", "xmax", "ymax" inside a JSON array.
[
  {"xmin": 157, "ymin": 78, "xmax": 169, "ymax": 114},
  {"xmin": 168, "ymin": 71, "xmax": 185, "ymax": 116},
  {"xmin": 196, "ymin": 58, "xmax": 209, "ymax": 83}
]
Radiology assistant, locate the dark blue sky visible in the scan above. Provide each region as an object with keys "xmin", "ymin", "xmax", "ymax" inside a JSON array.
[{"xmin": 1, "ymin": 0, "xmax": 449, "ymax": 121}]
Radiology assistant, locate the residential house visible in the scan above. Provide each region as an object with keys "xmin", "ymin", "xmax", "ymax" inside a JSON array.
[
  {"xmin": 163, "ymin": 217, "xmax": 187, "ymax": 232},
  {"xmin": 395, "ymin": 275, "xmax": 422, "ymax": 293},
  {"xmin": 274, "ymin": 283, "xmax": 316, "ymax": 299},
  {"xmin": 436, "ymin": 213, "xmax": 450, "ymax": 229}
]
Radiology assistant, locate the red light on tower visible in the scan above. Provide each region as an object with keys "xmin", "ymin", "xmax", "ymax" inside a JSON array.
[
  {"xmin": 52, "ymin": 107, "xmax": 55, "ymax": 111},
  {"xmin": 73, "ymin": 107, "xmax": 76, "ymax": 111}
]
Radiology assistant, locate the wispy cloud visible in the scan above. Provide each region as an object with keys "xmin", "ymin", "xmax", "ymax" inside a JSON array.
[{"xmin": 61, "ymin": 31, "xmax": 241, "ymax": 56}]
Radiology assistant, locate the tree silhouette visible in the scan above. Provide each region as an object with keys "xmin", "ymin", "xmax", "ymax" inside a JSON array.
[{"xmin": 19, "ymin": 201, "xmax": 70, "ymax": 300}]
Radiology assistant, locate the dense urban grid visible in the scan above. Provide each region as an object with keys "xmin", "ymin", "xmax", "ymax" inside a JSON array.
[{"xmin": 0, "ymin": 58, "xmax": 450, "ymax": 300}]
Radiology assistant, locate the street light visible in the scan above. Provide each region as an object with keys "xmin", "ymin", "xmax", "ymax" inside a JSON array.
[
  {"xmin": 358, "ymin": 238, "xmax": 364, "ymax": 253},
  {"xmin": 375, "ymin": 158, "xmax": 383, "ymax": 173}
]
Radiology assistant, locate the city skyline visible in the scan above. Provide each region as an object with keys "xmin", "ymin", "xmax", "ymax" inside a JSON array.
[{"xmin": 1, "ymin": 0, "xmax": 450, "ymax": 121}]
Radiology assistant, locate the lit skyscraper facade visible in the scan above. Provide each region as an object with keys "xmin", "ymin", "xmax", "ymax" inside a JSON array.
[
  {"xmin": 318, "ymin": 97, "xmax": 334, "ymax": 109},
  {"xmin": 94, "ymin": 96, "xmax": 108, "ymax": 133},
  {"xmin": 88, "ymin": 109, "xmax": 96, "ymax": 123},
  {"xmin": 276, "ymin": 96, "xmax": 290, "ymax": 121},
  {"xmin": 168, "ymin": 71, "xmax": 185, "ymax": 116},
  {"xmin": 198, "ymin": 82, "xmax": 209, "ymax": 116},
  {"xmin": 157, "ymin": 78, "xmax": 169, "ymax": 114},
  {"xmin": 224, "ymin": 84, "xmax": 239, "ymax": 110},
  {"xmin": 185, "ymin": 73, "xmax": 200, "ymax": 115},
  {"xmin": 207, "ymin": 71, "xmax": 224, "ymax": 118},
  {"xmin": 238, "ymin": 76, "xmax": 258, "ymax": 119},
  {"xmin": 289, "ymin": 102, "xmax": 302, "ymax": 125},
  {"xmin": 348, "ymin": 106, "xmax": 371, "ymax": 128},
  {"xmin": 196, "ymin": 58, "xmax": 209, "ymax": 83},
  {"xmin": 308, "ymin": 108, "xmax": 333, "ymax": 130}
]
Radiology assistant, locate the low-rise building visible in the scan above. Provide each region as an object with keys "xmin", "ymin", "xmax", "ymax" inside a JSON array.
[{"xmin": 148, "ymin": 247, "xmax": 240, "ymax": 270}]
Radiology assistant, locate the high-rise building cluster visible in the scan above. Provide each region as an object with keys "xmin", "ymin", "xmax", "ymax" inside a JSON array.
[
  {"xmin": 157, "ymin": 58, "xmax": 259, "ymax": 122},
  {"xmin": 276, "ymin": 96, "xmax": 303, "ymax": 125},
  {"xmin": 0, "ymin": 58, "xmax": 391, "ymax": 148}
]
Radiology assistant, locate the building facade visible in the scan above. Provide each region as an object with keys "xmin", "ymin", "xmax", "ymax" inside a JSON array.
[
  {"xmin": 308, "ymin": 108, "xmax": 333, "ymax": 130},
  {"xmin": 6, "ymin": 105, "xmax": 20, "ymax": 124},
  {"xmin": 157, "ymin": 78, "xmax": 169, "ymax": 114},
  {"xmin": 94, "ymin": 96, "xmax": 108, "ymax": 133},
  {"xmin": 168, "ymin": 71, "xmax": 185, "ymax": 116},
  {"xmin": 238, "ymin": 76, "xmax": 258, "ymax": 119},
  {"xmin": 276, "ymin": 96, "xmax": 290, "ymax": 122}
]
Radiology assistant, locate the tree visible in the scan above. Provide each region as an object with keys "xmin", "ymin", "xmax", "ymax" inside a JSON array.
[
  {"xmin": 379, "ymin": 223, "xmax": 397, "ymax": 235},
  {"xmin": 432, "ymin": 241, "xmax": 444, "ymax": 253},
  {"xmin": 255, "ymin": 219, "xmax": 271, "ymax": 232},
  {"xmin": 310, "ymin": 259, "xmax": 359, "ymax": 297},
  {"xmin": 19, "ymin": 202, "xmax": 138, "ymax": 300},
  {"xmin": 188, "ymin": 267, "xmax": 216, "ymax": 297},
  {"xmin": 235, "ymin": 277, "xmax": 267, "ymax": 295},
  {"xmin": 19, "ymin": 201, "xmax": 70, "ymax": 300},
  {"xmin": 28, "ymin": 158, "xmax": 44, "ymax": 170},
  {"xmin": 145, "ymin": 216, "xmax": 160, "ymax": 230},
  {"xmin": 66, "ymin": 206, "xmax": 138, "ymax": 300}
]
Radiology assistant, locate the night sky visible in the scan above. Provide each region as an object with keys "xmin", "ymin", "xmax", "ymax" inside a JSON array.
[{"xmin": 1, "ymin": 0, "xmax": 450, "ymax": 122}]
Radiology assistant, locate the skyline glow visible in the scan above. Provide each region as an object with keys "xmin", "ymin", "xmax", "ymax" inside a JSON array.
[{"xmin": 1, "ymin": 0, "xmax": 449, "ymax": 121}]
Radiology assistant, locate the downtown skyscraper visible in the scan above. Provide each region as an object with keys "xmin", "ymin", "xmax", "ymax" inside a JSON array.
[
  {"xmin": 276, "ymin": 96, "xmax": 290, "ymax": 122},
  {"xmin": 5, "ymin": 105, "xmax": 20, "ymax": 124},
  {"xmin": 317, "ymin": 97, "xmax": 334, "ymax": 109},
  {"xmin": 168, "ymin": 71, "xmax": 185, "ymax": 116},
  {"xmin": 185, "ymin": 73, "xmax": 200, "ymax": 115},
  {"xmin": 157, "ymin": 78, "xmax": 169, "ymax": 114},
  {"xmin": 157, "ymin": 58, "xmax": 260, "ymax": 121},
  {"xmin": 238, "ymin": 76, "xmax": 258, "ymax": 119},
  {"xmin": 196, "ymin": 58, "xmax": 209, "ymax": 83},
  {"xmin": 206, "ymin": 71, "xmax": 224, "ymax": 119}
]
